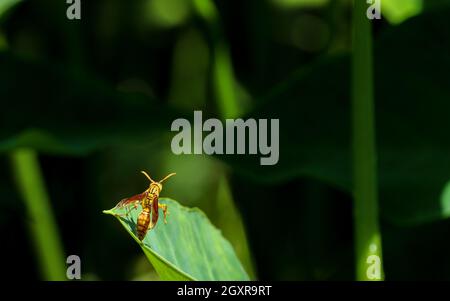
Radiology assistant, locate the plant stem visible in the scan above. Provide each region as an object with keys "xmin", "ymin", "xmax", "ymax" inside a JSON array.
[
  {"xmin": 10, "ymin": 149, "xmax": 66, "ymax": 280},
  {"xmin": 352, "ymin": 1, "xmax": 384, "ymax": 280},
  {"xmin": 193, "ymin": 0, "xmax": 240, "ymax": 118}
]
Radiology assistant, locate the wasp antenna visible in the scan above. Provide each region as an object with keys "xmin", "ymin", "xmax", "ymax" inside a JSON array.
[
  {"xmin": 140, "ymin": 170, "xmax": 156, "ymax": 183},
  {"xmin": 159, "ymin": 172, "xmax": 176, "ymax": 183}
]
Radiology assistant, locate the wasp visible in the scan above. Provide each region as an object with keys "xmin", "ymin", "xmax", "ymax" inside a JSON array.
[{"xmin": 114, "ymin": 171, "xmax": 176, "ymax": 240}]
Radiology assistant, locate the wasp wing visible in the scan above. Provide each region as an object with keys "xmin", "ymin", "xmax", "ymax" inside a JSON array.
[
  {"xmin": 114, "ymin": 192, "xmax": 146, "ymax": 209},
  {"xmin": 150, "ymin": 194, "xmax": 159, "ymax": 229}
]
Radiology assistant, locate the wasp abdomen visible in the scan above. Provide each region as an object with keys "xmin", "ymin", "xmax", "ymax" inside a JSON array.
[{"xmin": 137, "ymin": 208, "xmax": 151, "ymax": 240}]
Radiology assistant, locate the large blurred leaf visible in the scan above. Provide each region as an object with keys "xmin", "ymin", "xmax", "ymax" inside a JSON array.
[
  {"xmin": 0, "ymin": 52, "xmax": 179, "ymax": 155},
  {"xmin": 373, "ymin": 8, "xmax": 450, "ymax": 225},
  {"xmin": 221, "ymin": 55, "xmax": 351, "ymax": 188},
  {"xmin": 103, "ymin": 198, "xmax": 249, "ymax": 280},
  {"xmin": 220, "ymin": 8, "xmax": 450, "ymax": 226}
]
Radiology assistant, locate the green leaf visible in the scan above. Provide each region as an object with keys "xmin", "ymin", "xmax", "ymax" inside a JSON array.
[
  {"xmin": 103, "ymin": 198, "xmax": 250, "ymax": 281},
  {"xmin": 0, "ymin": 51, "xmax": 181, "ymax": 155}
]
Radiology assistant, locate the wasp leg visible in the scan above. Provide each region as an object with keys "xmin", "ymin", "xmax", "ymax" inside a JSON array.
[
  {"xmin": 114, "ymin": 201, "xmax": 140, "ymax": 217},
  {"xmin": 158, "ymin": 203, "xmax": 169, "ymax": 224}
]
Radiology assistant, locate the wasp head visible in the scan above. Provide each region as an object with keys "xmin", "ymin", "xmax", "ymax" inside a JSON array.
[{"xmin": 141, "ymin": 171, "xmax": 176, "ymax": 194}]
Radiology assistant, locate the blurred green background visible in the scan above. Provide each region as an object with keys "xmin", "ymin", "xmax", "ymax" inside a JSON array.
[{"xmin": 2, "ymin": 0, "xmax": 450, "ymax": 280}]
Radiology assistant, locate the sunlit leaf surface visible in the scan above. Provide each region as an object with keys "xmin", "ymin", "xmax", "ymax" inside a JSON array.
[{"xmin": 104, "ymin": 198, "xmax": 249, "ymax": 281}]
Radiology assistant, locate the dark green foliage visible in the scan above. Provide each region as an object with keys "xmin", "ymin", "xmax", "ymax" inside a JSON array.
[{"xmin": 2, "ymin": 0, "xmax": 450, "ymax": 281}]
